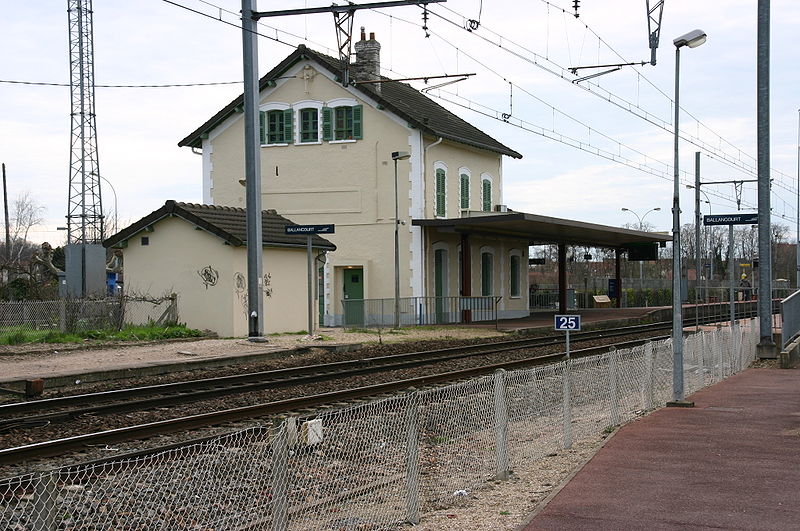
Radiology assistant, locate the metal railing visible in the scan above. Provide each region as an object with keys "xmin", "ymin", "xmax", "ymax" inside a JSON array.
[
  {"xmin": 780, "ymin": 289, "xmax": 800, "ymax": 349},
  {"xmin": 341, "ymin": 296, "xmax": 501, "ymax": 328},
  {"xmin": 0, "ymin": 323, "xmax": 758, "ymax": 530}
]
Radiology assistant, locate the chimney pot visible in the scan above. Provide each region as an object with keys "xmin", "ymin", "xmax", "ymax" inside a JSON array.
[
  {"xmin": 369, "ymin": 32, "xmax": 375, "ymax": 40},
  {"xmin": 360, "ymin": 26, "xmax": 366, "ymax": 40}
]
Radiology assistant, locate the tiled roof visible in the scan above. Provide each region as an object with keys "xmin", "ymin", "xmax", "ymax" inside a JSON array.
[
  {"xmin": 103, "ymin": 200, "xmax": 337, "ymax": 251},
  {"xmin": 178, "ymin": 45, "xmax": 521, "ymax": 159}
]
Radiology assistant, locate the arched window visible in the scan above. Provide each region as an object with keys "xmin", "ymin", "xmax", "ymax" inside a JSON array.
[
  {"xmin": 481, "ymin": 177, "xmax": 492, "ymax": 212},
  {"xmin": 459, "ymin": 169, "xmax": 470, "ymax": 210},
  {"xmin": 435, "ymin": 166, "xmax": 446, "ymax": 217}
]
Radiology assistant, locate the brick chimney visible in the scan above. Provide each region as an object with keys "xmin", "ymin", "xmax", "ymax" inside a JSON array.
[{"xmin": 354, "ymin": 27, "xmax": 381, "ymax": 92}]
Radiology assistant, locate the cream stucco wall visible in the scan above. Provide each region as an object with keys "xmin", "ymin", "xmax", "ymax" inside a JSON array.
[
  {"xmin": 424, "ymin": 139, "xmax": 503, "ymax": 218},
  {"xmin": 201, "ymin": 58, "xmax": 520, "ymax": 324},
  {"xmin": 207, "ymin": 60, "xmax": 420, "ymax": 323},
  {"xmin": 424, "ymin": 231, "xmax": 530, "ymax": 319},
  {"xmin": 120, "ymin": 217, "xmax": 316, "ymax": 336}
]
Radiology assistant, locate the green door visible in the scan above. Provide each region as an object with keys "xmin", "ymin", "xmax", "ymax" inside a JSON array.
[
  {"xmin": 343, "ymin": 268, "xmax": 364, "ymax": 326},
  {"xmin": 434, "ymin": 249, "xmax": 447, "ymax": 323}
]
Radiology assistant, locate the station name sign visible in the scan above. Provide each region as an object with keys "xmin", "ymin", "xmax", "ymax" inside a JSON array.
[
  {"xmin": 285, "ymin": 224, "xmax": 335, "ymax": 235},
  {"xmin": 703, "ymin": 213, "xmax": 758, "ymax": 226}
]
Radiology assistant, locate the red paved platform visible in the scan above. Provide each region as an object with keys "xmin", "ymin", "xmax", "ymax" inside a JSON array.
[{"xmin": 522, "ymin": 368, "xmax": 800, "ymax": 530}]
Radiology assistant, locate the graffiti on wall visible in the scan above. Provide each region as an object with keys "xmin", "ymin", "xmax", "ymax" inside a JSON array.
[{"xmin": 198, "ymin": 266, "xmax": 219, "ymax": 290}]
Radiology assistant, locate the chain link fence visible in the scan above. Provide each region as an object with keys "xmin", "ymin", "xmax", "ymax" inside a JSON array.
[
  {"xmin": 0, "ymin": 295, "xmax": 178, "ymax": 335},
  {"xmin": 0, "ymin": 322, "xmax": 758, "ymax": 530}
]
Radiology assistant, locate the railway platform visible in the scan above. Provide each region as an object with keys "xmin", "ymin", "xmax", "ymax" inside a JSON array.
[{"xmin": 520, "ymin": 366, "xmax": 800, "ymax": 530}]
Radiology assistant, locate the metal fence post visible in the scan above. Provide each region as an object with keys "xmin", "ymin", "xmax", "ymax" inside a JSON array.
[
  {"xmin": 271, "ymin": 420, "xmax": 289, "ymax": 531},
  {"xmin": 58, "ymin": 300, "xmax": 66, "ymax": 333},
  {"xmin": 562, "ymin": 360, "xmax": 572, "ymax": 449},
  {"xmin": 607, "ymin": 349, "xmax": 620, "ymax": 426},
  {"xmin": 644, "ymin": 342, "xmax": 654, "ymax": 410},
  {"xmin": 404, "ymin": 392, "xmax": 421, "ymax": 525},
  {"xmin": 493, "ymin": 369, "xmax": 510, "ymax": 480},
  {"xmin": 32, "ymin": 473, "xmax": 57, "ymax": 531}
]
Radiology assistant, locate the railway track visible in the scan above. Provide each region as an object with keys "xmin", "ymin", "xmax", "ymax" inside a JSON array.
[
  {"xmin": 0, "ymin": 334, "xmax": 661, "ymax": 466},
  {"xmin": 0, "ymin": 322, "xmax": 670, "ymax": 429},
  {"xmin": 0, "ymin": 310, "xmax": 763, "ymax": 470}
]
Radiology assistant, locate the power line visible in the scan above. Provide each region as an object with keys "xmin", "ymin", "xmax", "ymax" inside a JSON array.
[
  {"xmin": 425, "ymin": 3, "xmax": 796, "ymax": 192},
  {"xmin": 1, "ymin": 79, "xmax": 243, "ymax": 88}
]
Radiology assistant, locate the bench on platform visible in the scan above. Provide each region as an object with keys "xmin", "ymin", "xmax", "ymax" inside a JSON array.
[{"xmin": 592, "ymin": 295, "xmax": 612, "ymax": 308}]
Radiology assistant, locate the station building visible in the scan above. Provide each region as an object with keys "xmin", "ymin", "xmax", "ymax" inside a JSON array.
[{"xmin": 177, "ymin": 32, "xmax": 670, "ymax": 329}]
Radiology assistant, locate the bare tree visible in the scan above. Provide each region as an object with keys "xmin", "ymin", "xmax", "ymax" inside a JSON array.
[{"xmin": 3, "ymin": 192, "xmax": 45, "ymax": 267}]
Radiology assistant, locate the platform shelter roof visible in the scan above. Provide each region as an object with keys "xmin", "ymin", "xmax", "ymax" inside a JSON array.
[{"xmin": 412, "ymin": 211, "xmax": 671, "ymax": 249}]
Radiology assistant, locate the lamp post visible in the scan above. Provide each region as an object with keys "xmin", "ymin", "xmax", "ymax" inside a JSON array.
[
  {"xmin": 391, "ymin": 151, "xmax": 410, "ymax": 329},
  {"xmin": 621, "ymin": 207, "xmax": 661, "ymax": 279},
  {"xmin": 671, "ymin": 28, "xmax": 707, "ymax": 406},
  {"xmin": 94, "ymin": 173, "xmax": 118, "ymax": 236}
]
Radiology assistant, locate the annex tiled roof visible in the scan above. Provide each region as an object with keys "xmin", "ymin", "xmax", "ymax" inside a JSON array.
[
  {"xmin": 178, "ymin": 45, "xmax": 521, "ymax": 159},
  {"xmin": 103, "ymin": 200, "xmax": 336, "ymax": 251}
]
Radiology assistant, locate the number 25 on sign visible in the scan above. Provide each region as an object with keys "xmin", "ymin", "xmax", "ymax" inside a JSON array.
[{"xmin": 554, "ymin": 315, "xmax": 581, "ymax": 359}]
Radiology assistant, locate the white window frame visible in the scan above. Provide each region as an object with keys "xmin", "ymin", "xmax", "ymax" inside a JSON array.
[
  {"xmin": 259, "ymin": 102, "xmax": 291, "ymax": 147},
  {"xmin": 326, "ymin": 98, "xmax": 359, "ymax": 144},
  {"xmin": 293, "ymin": 100, "xmax": 323, "ymax": 145}
]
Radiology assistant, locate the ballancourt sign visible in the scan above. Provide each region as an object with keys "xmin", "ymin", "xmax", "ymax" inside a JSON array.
[
  {"xmin": 703, "ymin": 213, "xmax": 758, "ymax": 226},
  {"xmin": 284, "ymin": 224, "xmax": 335, "ymax": 235}
]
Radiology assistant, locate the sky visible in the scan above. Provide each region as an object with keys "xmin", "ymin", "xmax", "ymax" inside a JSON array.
[{"xmin": 2, "ymin": 0, "xmax": 799, "ymax": 245}]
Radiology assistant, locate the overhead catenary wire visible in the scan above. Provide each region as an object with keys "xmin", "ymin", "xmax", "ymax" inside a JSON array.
[
  {"xmin": 426, "ymin": 2, "xmax": 796, "ymax": 193},
  {"xmin": 159, "ymin": 0, "xmax": 790, "ymax": 221}
]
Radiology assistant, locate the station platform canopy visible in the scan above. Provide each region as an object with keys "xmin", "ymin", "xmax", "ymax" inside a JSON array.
[
  {"xmin": 412, "ymin": 211, "xmax": 671, "ymax": 249},
  {"xmin": 413, "ymin": 210, "xmax": 672, "ymax": 314}
]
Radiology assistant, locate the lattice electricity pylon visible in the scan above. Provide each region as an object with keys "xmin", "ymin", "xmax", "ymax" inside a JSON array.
[{"xmin": 67, "ymin": 0, "xmax": 104, "ymax": 244}]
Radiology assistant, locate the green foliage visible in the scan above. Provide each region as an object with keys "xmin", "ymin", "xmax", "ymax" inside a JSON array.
[
  {"xmin": 0, "ymin": 324, "xmax": 203, "ymax": 346},
  {"xmin": 4, "ymin": 331, "xmax": 27, "ymax": 345}
]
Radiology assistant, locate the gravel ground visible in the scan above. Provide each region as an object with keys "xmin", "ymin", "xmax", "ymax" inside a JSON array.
[
  {"xmin": 0, "ymin": 326, "xmax": 756, "ymax": 530},
  {"xmin": 0, "ymin": 329, "xmax": 669, "ymax": 481}
]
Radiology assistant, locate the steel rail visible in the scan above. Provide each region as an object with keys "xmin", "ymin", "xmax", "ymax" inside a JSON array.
[
  {"xmin": 0, "ymin": 322, "xmax": 670, "ymax": 422},
  {"xmin": 0, "ymin": 336, "xmax": 659, "ymax": 466}
]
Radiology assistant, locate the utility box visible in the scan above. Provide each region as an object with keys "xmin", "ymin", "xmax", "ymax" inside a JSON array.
[{"xmin": 64, "ymin": 244, "xmax": 106, "ymax": 298}]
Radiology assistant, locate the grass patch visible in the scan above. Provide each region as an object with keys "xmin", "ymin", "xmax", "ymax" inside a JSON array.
[
  {"xmin": 0, "ymin": 324, "xmax": 204, "ymax": 346},
  {"xmin": 269, "ymin": 330, "xmax": 308, "ymax": 336}
]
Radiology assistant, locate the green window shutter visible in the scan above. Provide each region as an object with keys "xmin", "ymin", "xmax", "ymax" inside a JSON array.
[
  {"xmin": 435, "ymin": 169, "xmax": 446, "ymax": 217},
  {"xmin": 510, "ymin": 255, "xmax": 520, "ymax": 296},
  {"xmin": 352, "ymin": 105, "xmax": 363, "ymax": 139},
  {"xmin": 481, "ymin": 252, "xmax": 492, "ymax": 296},
  {"xmin": 482, "ymin": 180, "xmax": 492, "ymax": 211},
  {"xmin": 258, "ymin": 111, "xmax": 266, "ymax": 145},
  {"xmin": 283, "ymin": 109, "xmax": 293, "ymax": 143},
  {"xmin": 460, "ymin": 174, "xmax": 469, "ymax": 209},
  {"xmin": 322, "ymin": 107, "xmax": 332, "ymax": 141}
]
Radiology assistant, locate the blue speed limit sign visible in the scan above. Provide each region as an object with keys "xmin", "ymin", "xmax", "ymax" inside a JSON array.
[{"xmin": 554, "ymin": 315, "xmax": 581, "ymax": 331}]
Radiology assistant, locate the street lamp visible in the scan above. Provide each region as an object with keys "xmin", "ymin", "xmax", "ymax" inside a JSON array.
[
  {"xmin": 391, "ymin": 151, "xmax": 410, "ymax": 329},
  {"xmin": 621, "ymin": 207, "xmax": 661, "ymax": 279},
  {"xmin": 671, "ymin": 28, "xmax": 707, "ymax": 406},
  {"xmin": 96, "ymin": 174, "xmax": 118, "ymax": 236}
]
